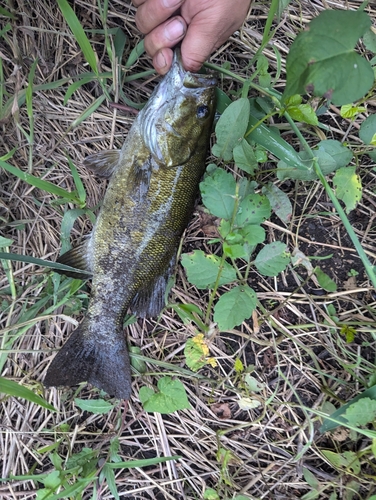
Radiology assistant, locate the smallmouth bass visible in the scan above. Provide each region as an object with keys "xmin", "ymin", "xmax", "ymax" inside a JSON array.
[{"xmin": 44, "ymin": 50, "xmax": 217, "ymax": 400}]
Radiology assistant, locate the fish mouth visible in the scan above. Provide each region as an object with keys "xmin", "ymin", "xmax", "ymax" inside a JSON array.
[{"xmin": 171, "ymin": 48, "xmax": 217, "ymax": 89}]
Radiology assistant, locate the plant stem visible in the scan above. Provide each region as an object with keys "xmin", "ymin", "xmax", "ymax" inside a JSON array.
[{"xmin": 284, "ymin": 111, "xmax": 376, "ymax": 289}]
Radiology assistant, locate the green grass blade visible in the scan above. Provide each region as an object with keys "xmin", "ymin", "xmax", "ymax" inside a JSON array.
[
  {"xmin": 60, "ymin": 208, "xmax": 88, "ymax": 254},
  {"xmin": 0, "ymin": 146, "xmax": 16, "ymax": 161},
  {"xmin": 114, "ymin": 27, "xmax": 128, "ymax": 61},
  {"xmin": 125, "ymin": 39, "xmax": 145, "ymax": 68},
  {"xmin": 0, "ymin": 376, "xmax": 57, "ymax": 412},
  {"xmin": 123, "ymin": 69, "xmax": 155, "ymax": 83},
  {"xmin": 71, "ymin": 94, "xmax": 106, "ymax": 128},
  {"xmin": 107, "ymin": 455, "xmax": 180, "ymax": 469},
  {"xmin": 0, "ymin": 8, "xmax": 15, "ymax": 19},
  {"xmin": 68, "ymin": 158, "xmax": 86, "ymax": 205},
  {"xmin": 0, "ymin": 251, "xmax": 91, "ymax": 275},
  {"xmin": 0, "ymin": 159, "xmax": 80, "ymax": 202},
  {"xmin": 57, "ymin": 0, "xmax": 99, "ymax": 75}
]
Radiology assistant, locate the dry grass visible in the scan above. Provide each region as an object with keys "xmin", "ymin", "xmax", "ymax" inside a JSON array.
[{"xmin": 1, "ymin": 1, "xmax": 376, "ymax": 498}]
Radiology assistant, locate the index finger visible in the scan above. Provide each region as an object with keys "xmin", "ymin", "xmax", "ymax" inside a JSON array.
[{"xmin": 134, "ymin": 0, "xmax": 185, "ymax": 34}]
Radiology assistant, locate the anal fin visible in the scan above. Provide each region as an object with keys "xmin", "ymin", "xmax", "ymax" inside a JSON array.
[
  {"xmin": 57, "ymin": 238, "xmax": 93, "ymax": 280},
  {"xmin": 130, "ymin": 256, "xmax": 176, "ymax": 318},
  {"xmin": 83, "ymin": 150, "xmax": 120, "ymax": 178}
]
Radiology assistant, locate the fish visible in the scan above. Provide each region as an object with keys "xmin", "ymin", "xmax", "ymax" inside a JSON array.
[{"xmin": 44, "ymin": 49, "xmax": 217, "ymax": 400}]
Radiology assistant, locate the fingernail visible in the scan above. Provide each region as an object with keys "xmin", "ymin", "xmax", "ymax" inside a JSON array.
[
  {"xmin": 162, "ymin": 0, "xmax": 183, "ymax": 8},
  {"xmin": 164, "ymin": 19, "xmax": 185, "ymax": 41},
  {"xmin": 156, "ymin": 51, "xmax": 167, "ymax": 70}
]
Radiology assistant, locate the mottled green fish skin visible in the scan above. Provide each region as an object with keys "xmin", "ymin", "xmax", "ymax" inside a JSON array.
[{"xmin": 44, "ymin": 50, "xmax": 217, "ymax": 400}]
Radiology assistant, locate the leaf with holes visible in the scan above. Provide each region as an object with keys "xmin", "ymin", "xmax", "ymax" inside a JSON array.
[
  {"xmin": 284, "ymin": 10, "xmax": 373, "ymax": 105},
  {"xmin": 333, "ymin": 166, "xmax": 362, "ymax": 213},
  {"xmin": 235, "ymin": 193, "xmax": 271, "ymax": 227},
  {"xmin": 200, "ymin": 166, "xmax": 236, "ymax": 220},
  {"xmin": 233, "ymin": 139, "xmax": 258, "ymax": 175},
  {"xmin": 262, "ymin": 183, "xmax": 292, "ymax": 223},
  {"xmin": 181, "ymin": 250, "xmax": 236, "ymax": 289},
  {"xmin": 254, "ymin": 242, "xmax": 290, "ymax": 276},
  {"xmin": 344, "ymin": 398, "xmax": 376, "ymax": 427},
  {"xmin": 212, "ymin": 98, "xmax": 250, "ymax": 161}
]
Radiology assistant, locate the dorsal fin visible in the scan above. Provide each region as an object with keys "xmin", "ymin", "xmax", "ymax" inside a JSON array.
[{"xmin": 83, "ymin": 150, "xmax": 121, "ymax": 178}]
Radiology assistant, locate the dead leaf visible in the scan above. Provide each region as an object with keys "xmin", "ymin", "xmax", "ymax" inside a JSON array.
[{"xmin": 211, "ymin": 403, "xmax": 232, "ymax": 419}]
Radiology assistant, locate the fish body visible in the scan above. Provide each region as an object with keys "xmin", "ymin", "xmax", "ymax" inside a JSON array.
[{"xmin": 44, "ymin": 50, "xmax": 217, "ymax": 399}]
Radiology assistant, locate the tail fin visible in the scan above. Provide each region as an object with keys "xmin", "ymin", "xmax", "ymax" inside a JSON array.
[{"xmin": 44, "ymin": 321, "xmax": 132, "ymax": 400}]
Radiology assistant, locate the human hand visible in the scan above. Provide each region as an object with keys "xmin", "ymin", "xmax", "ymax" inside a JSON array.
[{"xmin": 132, "ymin": 0, "xmax": 251, "ymax": 74}]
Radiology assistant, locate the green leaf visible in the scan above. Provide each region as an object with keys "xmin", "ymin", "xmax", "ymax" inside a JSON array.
[
  {"xmin": 139, "ymin": 377, "xmax": 190, "ymax": 414},
  {"xmin": 314, "ymin": 267, "xmax": 337, "ymax": 292},
  {"xmin": 284, "ymin": 10, "xmax": 373, "ymax": 105},
  {"xmin": 363, "ymin": 28, "xmax": 376, "ymax": 53},
  {"xmin": 57, "ymin": 0, "xmax": 98, "ymax": 75},
  {"xmin": 200, "ymin": 166, "xmax": 236, "ymax": 220},
  {"xmin": 359, "ymin": 114, "xmax": 376, "ymax": 145},
  {"xmin": 333, "ymin": 166, "xmax": 362, "ymax": 213},
  {"xmin": 239, "ymin": 224, "xmax": 266, "ymax": 248},
  {"xmin": 101, "ymin": 464, "xmax": 119, "ymax": 500},
  {"xmin": 234, "ymin": 358, "xmax": 244, "ymax": 373},
  {"xmin": 212, "ymin": 98, "xmax": 250, "ymax": 161},
  {"xmin": 245, "ymin": 114, "xmax": 309, "ymax": 171},
  {"xmin": 321, "ymin": 450, "xmax": 360, "ymax": 474},
  {"xmin": 74, "ymin": 398, "xmax": 115, "ymax": 414},
  {"xmin": 303, "ymin": 467, "xmax": 320, "ymax": 491},
  {"xmin": 344, "ymin": 398, "xmax": 376, "ymax": 427},
  {"xmin": 320, "ymin": 385, "xmax": 376, "ymax": 433},
  {"xmin": 129, "ymin": 346, "xmax": 147, "ymax": 373},
  {"xmin": 287, "ymin": 103, "xmax": 318, "ymax": 126},
  {"xmin": 233, "ymin": 139, "xmax": 258, "ymax": 175},
  {"xmin": 0, "ymin": 236, "xmax": 14, "ymax": 247},
  {"xmin": 340, "ymin": 325, "xmax": 356, "ymax": 344},
  {"xmin": 0, "ymin": 6, "xmax": 16, "ymax": 18},
  {"xmin": 204, "ymin": 488, "xmax": 220, "ymax": 500},
  {"xmin": 262, "ymin": 183, "xmax": 292, "ymax": 223},
  {"xmin": 215, "ymin": 87, "xmax": 232, "ymax": 114},
  {"xmin": 0, "ymin": 377, "xmax": 56, "ymax": 411},
  {"xmin": 244, "ymin": 374, "xmax": 264, "ymax": 392},
  {"xmin": 235, "ymin": 193, "xmax": 271, "ymax": 226},
  {"xmin": 184, "ymin": 334, "xmax": 213, "ymax": 372},
  {"xmin": 277, "ymin": 139, "xmax": 352, "ymax": 181},
  {"xmin": 181, "ymin": 250, "xmax": 237, "ymax": 289},
  {"xmin": 43, "ymin": 470, "xmax": 61, "ymax": 490},
  {"xmin": 340, "ymin": 104, "xmax": 366, "ymax": 119},
  {"xmin": 109, "ymin": 437, "xmax": 122, "ymax": 463},
  {"xmin": 213, "ymin": 285, "xmax": 257, "ymax": 330},
  {"xmin": 254, "ymin": 242, "xmax": 290, "ymax": 277}
]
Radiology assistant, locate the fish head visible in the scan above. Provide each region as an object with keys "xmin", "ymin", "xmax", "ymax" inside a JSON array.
[{"xmin": 140, "ymin": 49, "xmax": 217, "ymax": 168}]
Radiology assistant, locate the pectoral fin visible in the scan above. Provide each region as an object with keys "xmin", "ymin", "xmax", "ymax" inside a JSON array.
[
  {"xmin": 83, "ymin": 150, "xmax": 120, "ymax": 178},
  {"xmin": 57, "ymin": 237, "xmax": 93, "ymax": 279}
]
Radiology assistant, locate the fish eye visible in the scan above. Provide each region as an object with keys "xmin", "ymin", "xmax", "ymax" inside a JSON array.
[{"xmin": 197, "ymin": 104, "xmax": 210, "ymax": 119}]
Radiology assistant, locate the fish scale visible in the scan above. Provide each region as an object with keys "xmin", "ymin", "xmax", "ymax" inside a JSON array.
[{"xmin": 44, "ymin": 49, "xmax": 217, "ymax": 400}]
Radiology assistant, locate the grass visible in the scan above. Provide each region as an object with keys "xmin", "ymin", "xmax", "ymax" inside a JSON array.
[{"xmin": 1, "ymin": 0, "xmax": 376, "ymax": 499}]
